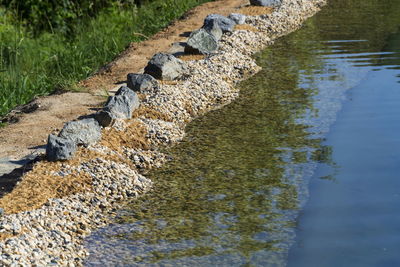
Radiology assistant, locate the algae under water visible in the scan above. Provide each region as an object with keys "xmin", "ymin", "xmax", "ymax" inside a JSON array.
[{"xmin": 84, "ymin": 0, "xmax": 400, "ymax": 265}]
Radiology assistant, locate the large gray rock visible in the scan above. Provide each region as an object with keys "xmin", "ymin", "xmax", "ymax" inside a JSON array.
[
  {"xmin": 59, "ymin": 118, "xmax": 101, "ymax": 146},
  {"xmin": 114, "ymin": 85, "xmax": 140, "ymax": 104},
  {"xmin": 46, "ymin": 134, "xmax": 77, "ymax": 161},
  {"xmin": 203, "ymin": 14, "xmax": 235, "ymax": 33},
  {"xmin": 95, "ymin": 110, "xmax": 114, "ymax": 128},
  {"xmin": 185, "ymin": 29, "xmax": 219, "ymax": 55},
  {"xmin": 250, "ymin": 0, "xmax": 280, "ymax": 6},
  {"xmin": 108, "ymin": 86, "xmax": 140, "ymax": 117},
  {"xmin": 95, "ymin": 86, "xmax": 140, "ymax": 127},
  {"xmin": 228, "ymin": 13, "xmax": 246, "ymax": 25},
  {"xmin": 144, "ymin": 53, "xmax": 188, "ymax": 81},
  {"xmin": 202, "ymin": 19, "xmax": 223, "ymax": 41},
  {"xmin": 126, "ymin": 73, "xmax": 158, "ymax": 93}
]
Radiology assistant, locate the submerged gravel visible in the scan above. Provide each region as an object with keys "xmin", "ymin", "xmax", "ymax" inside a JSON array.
[{"xmin": 0, "ymin": 0, "xmax": 326, "ymax": 265}]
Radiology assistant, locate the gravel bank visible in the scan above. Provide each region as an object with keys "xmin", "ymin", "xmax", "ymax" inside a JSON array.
[{"xmin": 0, "ymin": 0, "xmax": 326, "ymax": 265}]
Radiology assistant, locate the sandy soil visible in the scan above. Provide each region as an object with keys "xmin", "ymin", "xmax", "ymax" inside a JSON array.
[{"xmin": 0, "ymin": 0, "xmax": 247, "ymax": 161}]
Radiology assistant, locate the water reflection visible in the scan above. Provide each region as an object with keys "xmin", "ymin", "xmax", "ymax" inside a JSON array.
[
  {"xmin": 85, "ymin": 23, "xmax": 328, "ymax": 266},
  {"xmin": 288, "ymin": 1, "xmax": 400, "ymax": 266},
  {"xmin": 85, "ymin": 0, "xmax": 400, "ymax": 266},
  {"xmin": 110, "ymin": 38, "xmax": 324, "ymax": 265}
]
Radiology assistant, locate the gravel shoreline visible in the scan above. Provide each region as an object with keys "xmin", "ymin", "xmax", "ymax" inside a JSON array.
[{"xmin": 0, "ymin": 0, "xmax": 326, "ymax": 265}]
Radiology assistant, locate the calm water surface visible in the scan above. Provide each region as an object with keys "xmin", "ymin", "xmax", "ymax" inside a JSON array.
[{"xmin": 84, "ymin": 0, "xmax": 400, "ymax": 266}]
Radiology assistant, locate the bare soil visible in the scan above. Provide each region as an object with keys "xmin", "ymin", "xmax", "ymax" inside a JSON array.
[{"xmin": 0, "ymin": 0, "xmax": 248, "ymax": 161}]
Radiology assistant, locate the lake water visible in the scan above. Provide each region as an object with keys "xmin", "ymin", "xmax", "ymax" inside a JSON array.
[{"xmin": 84, "ymin": 0, "xmax": 400, "ymax": 266}]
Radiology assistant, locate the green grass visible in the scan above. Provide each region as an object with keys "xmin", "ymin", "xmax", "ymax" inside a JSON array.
[{"xmin": 0, "ymin": 0, "xmax": 213, "ymax": 118}]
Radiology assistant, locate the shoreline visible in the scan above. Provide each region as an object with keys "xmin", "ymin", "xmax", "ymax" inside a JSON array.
[{"xmin": 0, "ymin": 0, "xmax": 327, "ymax": 265}]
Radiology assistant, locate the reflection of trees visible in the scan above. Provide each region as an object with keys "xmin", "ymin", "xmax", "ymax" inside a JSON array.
[
  {"xmin": 318, "ymin": 0, "xmax": 400, "ymax": 45},
  {"xmin": 315, "ymin": 0, "xmax": 400, "ymax": 68},
  {"xmin": 379, "ymin": 28, "xmax": 400, "ymax": 73},
  {"xmin": 115, "ymin": 20, "xmax": 331, "ymax": 264}
]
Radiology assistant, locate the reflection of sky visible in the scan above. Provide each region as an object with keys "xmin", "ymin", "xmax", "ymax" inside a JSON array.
[
  {"xmin": 289, "ymin": 29, "xmax": 400, "ymax": 267},
  {"xmin": 299, "ymin": 40, "xmax": 371, "ymax": 139},
  {"xmin": 299, "ymin": 34, "xmax": 400, "ymax": 141}
]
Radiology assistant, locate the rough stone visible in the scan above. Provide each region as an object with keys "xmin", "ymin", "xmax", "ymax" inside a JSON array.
[
  {"xmin": 95, "ymin": 111, "xmax": 114, "ymax": 128},
  {"xmin": 202, "ymin": 19, "xmax": 223, "ymax": 41},
  {"xmin": 46, "ymin": 134, "xmax": 77, "ymax": 161},
  {"xmin": 250, "ymin": 0, "xmax": 280, "ymax": 7},
  {"xmin": 126, "ymin": 73, "xmax": 158, "ymax": 93},
  {"xmin": 185, "ymin": 29, "xmax": 219, "ymax": 55},
  {"xmin": 229, "ymin": 13, "xmax": 246, "ymax": 25},
  {"xmin": 203, "ymin": 14, "xmax": 235, "ymax": 33},
  {"xmin": 0, "ymin": 208, "xmax": 4, "ymax": 217},
  {"xmin": 59, "ymin": 118, "xmax": 101, "ymax": 146},
  {"xmin": 95, "ymin": 86, "xmax": 140, "ymax": 127},
  {"xmin": 114, "ymin": 85, "xmax": 139, "ymax": 104},
  {"xmin": 144, "ymin": 53, "xmax": 188, "ymax": 81}
]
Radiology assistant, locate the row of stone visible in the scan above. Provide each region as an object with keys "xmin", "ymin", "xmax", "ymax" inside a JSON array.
[
  {"xmin": 46, "ymin": 53, "xmax": 187, "ymax": 161},
  {"xmin": 251, "ymin": 0, "xmax": 281, "ymax": 6},
  {"xmin": 45, "ymin": 1, "xmax": 277, "ymax": 162},
  {"xmin": 186, "ymin": 0, "xmax": 281, "ymax": 55}
]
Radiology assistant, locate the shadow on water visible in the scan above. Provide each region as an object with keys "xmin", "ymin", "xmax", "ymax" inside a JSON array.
[{"xmin": 84, "ymin": 0, "xmax": 400, "ymax": 266}]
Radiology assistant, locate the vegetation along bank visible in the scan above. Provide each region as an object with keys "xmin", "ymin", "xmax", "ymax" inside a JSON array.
[{"xmin": 0, "ymin": 0, "xmax": 214, "ymax": 118}]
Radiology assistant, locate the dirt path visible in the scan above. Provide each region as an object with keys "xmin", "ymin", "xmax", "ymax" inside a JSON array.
[{"xmin": 0, "ymin": 0, "xmax": 247, "ymax": 164}]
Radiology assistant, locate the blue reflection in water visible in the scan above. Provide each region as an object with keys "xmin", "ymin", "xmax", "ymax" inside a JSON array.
[{"xmin": 288, "ymin": 28, "xmax": 400, "ymax": 267}]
